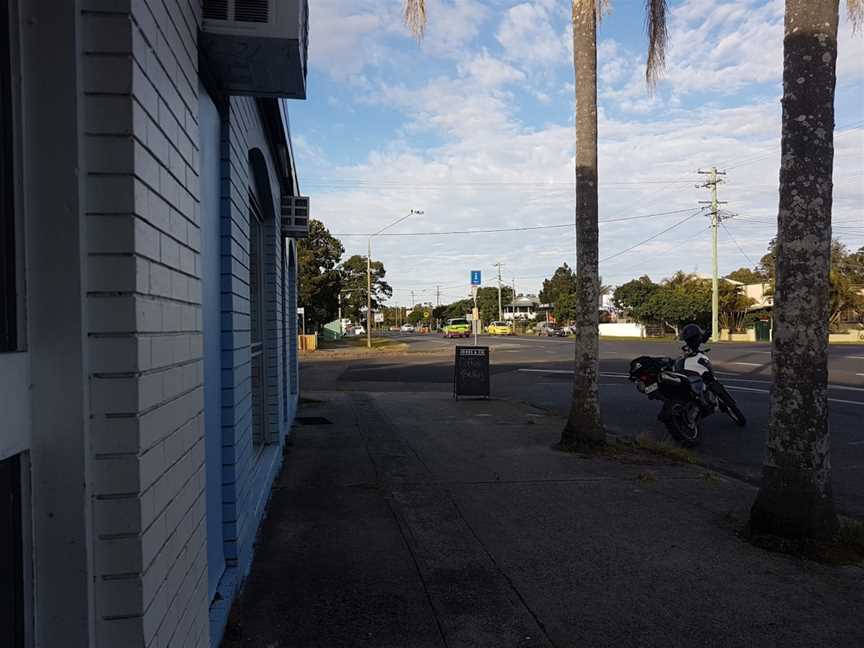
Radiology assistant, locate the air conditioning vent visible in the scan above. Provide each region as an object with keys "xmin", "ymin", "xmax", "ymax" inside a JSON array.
[
  {"xmin": 200, "ymin": 0, "xmax": 308, "ymax": 98},
  {"xmin": 235, "ymin": 0, "xmax": 269, "ymax": 23},
  {"xmin": 203, "ymin": 0, "xmax": 229, "ymax": 21},
  {"xmin": 281, "ymin": 195, "xmax": 310, "ymax": 238}
]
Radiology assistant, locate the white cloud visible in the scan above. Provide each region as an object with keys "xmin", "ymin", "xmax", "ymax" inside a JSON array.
[
  {"xmin": 496, "ymin": 1, "xmax": 568, "ymax": 67},
  {"xmin": 458, "ymin": 50, "xmax": 526, "ymax": 87},
  {"xmin": 295, "ymin": 0, "xmax": 864, "ymax": 297}
]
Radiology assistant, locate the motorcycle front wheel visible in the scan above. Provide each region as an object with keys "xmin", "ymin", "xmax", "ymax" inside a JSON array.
[
  {"xmin": 714, "ymin": 384, "xmax": 747, "ymax": 427},
  {"xmin": 665, "ymin": 403, "xmax": 702, "ymax": 447}
]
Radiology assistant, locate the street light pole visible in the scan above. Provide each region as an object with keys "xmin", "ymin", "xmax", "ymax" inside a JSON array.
[{"xmin": 366, "ymin": 208, "xmax": 424, "ymax": 349}]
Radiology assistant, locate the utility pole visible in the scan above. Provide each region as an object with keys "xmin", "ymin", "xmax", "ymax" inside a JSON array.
[
  {"xmin": 367, "ymin": 239, "xmax": 372, "ymax": 349},
  {"xmin": 698, "ymin": 167, "xmax": 727, "ymax": 342},
  {"xmin": 493, "ymin": 262, "xmax": 504, "ymax": 321},
  {"xmin": 436, "ymin": 285, "xmax": 441, "ymax": 330}
]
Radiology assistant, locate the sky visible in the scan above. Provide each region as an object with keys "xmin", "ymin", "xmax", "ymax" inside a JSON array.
[{"xmin": 287, "ymin": 0, "xmax": 864, "ymax": 307}]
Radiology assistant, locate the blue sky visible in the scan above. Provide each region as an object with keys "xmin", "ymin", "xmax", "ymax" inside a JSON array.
[{"xmin": 288, "ymin": 0, "xmax": 864, "ymax": 306}]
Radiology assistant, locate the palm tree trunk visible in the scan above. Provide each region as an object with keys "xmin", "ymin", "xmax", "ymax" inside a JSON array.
[
  {"xmin": 750, "ymin": 0, "xmax": 839, "ymax": 539},
  {"xmin": 561, "ymin": 4, "xmax": 604, "ymax": 447}
]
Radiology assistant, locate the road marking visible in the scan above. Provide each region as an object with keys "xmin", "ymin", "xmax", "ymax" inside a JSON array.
[
  {"xmin": 726, "ymin": 385, "xmax": 769, "ymax": 394},
  {"xmin": 847, "ymin": 356, "xmax": 864, "ymax": 360},
  {"xmin": 714, "ymin": 385, "xmax": 863, "ymax": 406},
  {"xmin": 857, "ymin": 373, "xmax": 864, "ymax": 377},
  {"xmin": 830, "ymin": 385, "xmax": 864, "ymax": 393},
  {"xmin": 517, "ymin": 369, "xmax": 629, "ymax": 379},
  {"xmin": 850, "ymin": 441, "xmax": 864, "ymax": 446},
  {"xmin": 730, "ymin": 362, "xmax": 764, "ymax": 367},
  {"xmin": 829, "ymin": 397, "xmax": 864, "ymax": 406}
]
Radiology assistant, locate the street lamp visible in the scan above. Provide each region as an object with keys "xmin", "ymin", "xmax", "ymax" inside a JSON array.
[{"xmin": 367, "ymin": 209, "xmax": 424, "ymax": 349}]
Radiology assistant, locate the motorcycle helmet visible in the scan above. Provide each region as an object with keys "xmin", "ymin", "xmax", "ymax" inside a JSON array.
[{"xmin": 680, "ymin": 323, "xmax": 705, "ymax": 351}]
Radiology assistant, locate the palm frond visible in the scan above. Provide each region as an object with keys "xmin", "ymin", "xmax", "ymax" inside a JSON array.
[
  {"xmin": 849, "ymin": 0, "xmax": 864, "ymax": 34},
  {"xmin": 404, "ymin": 0, "xmax": 427, "ymax": 41},
  {"xmin": 645, "ymin": 0, "xmax": 668, "ymax": 91}
]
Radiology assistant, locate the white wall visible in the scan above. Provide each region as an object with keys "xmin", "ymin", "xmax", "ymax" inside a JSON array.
[{"xmin": 599, "ymin": 322, "xmax": 645, "ymax": 337}]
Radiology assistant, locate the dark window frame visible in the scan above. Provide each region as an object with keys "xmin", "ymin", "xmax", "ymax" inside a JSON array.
[
  {"xmin": 0, "ymin": 454, "xmax": 24, "ymax": 648},
  {"xmin": 1, "ymin": 0, "xmax": 17, "ymax": 352}
]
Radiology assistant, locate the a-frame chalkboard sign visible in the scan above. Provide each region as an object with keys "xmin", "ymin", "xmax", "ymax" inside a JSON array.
[{"xmin": 453, "ymin": 346, "xmax": 490, "ymax": 398}]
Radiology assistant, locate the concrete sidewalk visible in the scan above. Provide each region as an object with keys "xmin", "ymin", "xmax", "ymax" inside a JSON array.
[{"xmin": 222, "ymin": 391, "xmax": 863, "ymax": 648}]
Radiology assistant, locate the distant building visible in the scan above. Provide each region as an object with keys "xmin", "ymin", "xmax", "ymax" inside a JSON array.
[{"xmin": 504, "ymin": 295, "xmax": 542, "ymax": 320}]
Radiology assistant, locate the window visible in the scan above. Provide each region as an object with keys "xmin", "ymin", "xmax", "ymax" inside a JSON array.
[
  {"xmin": 1, "ymin": 0, "xmax": 17, "ymax": 352},
  {"xmin": 0, "ymin": 454, "xmax": 24, "ymax": 648},
  {"xmin": 249, "ymin": 192, "xmax": 266, "ymax": 444}
]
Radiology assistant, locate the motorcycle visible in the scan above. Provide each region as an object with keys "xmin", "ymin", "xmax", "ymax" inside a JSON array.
[{"xmin": 628, "ymin": 329, "xmax": 746, "ymax": 447}]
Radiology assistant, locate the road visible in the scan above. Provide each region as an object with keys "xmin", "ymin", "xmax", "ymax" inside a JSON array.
[{"xmin": 326, "ymin": 333, "xmax": 864, "ymax": 516}]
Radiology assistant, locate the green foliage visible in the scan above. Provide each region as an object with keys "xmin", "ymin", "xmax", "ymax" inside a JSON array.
[
  {"xmin": 297, "ymin": 220, "xmax": 344, "ymax": 331},
  {"xmin": 554, "ymin": 291, "xmax": 578, "ymax": 323},
  {"xmin": 755, "ymin": 239, "xmax": 864, "ymax": 328},
  {"xmin": 339, "ymin": 255, "xmax": 393, "ymax": 322},
  {"xmin": 615, "ymin": 272, "xmax": 753, "ymax": 333},
  {"xmin": 407, "ymin": 308, "xmax": 428, "ymax": 325},
  {"xmin": 644, "ymin": 273, "xmax": 712, "ymax": 332},
  {"xmin": 613, "ymin": 276, "xmax": 659, "ymax": 323},
  {"xmin": 476, "ymin": 286, "xmax": 514, "ymax": 324},
  {"xmin": 726, "ymin": 267, "xmax": 768, "ymax": 284},
  {"xmin": 539, "ymin": 263, "xmax": 578, "ymax": 307},
  {"xmin": 719, "ymin": 282, "xmax": 757, "ymax": 332}
]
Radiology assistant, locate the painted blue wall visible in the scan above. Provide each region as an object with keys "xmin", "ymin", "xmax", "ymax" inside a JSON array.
[
  {"xmin": 198, "ymin": 84, "xmax": 225, "ymax": 603},
  {"xmin": 208, "ymin": 96, "xmax": 299, "ymax": 647}
]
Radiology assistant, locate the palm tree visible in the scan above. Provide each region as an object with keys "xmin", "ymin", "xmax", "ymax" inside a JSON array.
[
  {"xmin": 404, "ymin": 1, "xmax": 669, "ymax": 448},
  {"xmin": 750, "ymin": 0, "xmax": 862, "ymax": 540},
  {"xmin": 562, "ymin": 0, "xmax": 668, "ymax": 448}
]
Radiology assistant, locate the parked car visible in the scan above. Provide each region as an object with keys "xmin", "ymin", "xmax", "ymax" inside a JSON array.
[
  {"xmin": 536, "ymin": 322, "xmax": 566, "ymax": 337},
  {"xmin": 486, "ymin": 321, "xmax": 513, "ymax": 336},
  {"xmin": 343, "ymin": 324, "xmax": 365, "ymax": 337},
  {"xmin": 443, "ymin": 318, "xmax": 471, "ymax": 338},
  {"xmin": 400, "ymin": 324, "xmax": 415, "ymax": 332}
]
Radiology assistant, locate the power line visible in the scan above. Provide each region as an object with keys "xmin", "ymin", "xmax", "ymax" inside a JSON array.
[
  {"xmin": 303, "ymin": 178, "xmax": 698, "ymax": 189},
  {"xmin": 332, "ymin": 207, "xmax": 697, "ymax": 237},
  {"xmin": 599, "ymin": 209, "xmax": 707, "ymax": 263},
  {"xmin": 720, "ymin": 220, "xmax": 757, "ymax": 267}
]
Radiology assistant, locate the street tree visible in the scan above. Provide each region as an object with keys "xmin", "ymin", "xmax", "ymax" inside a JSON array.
[
  {"xmin": 718, "ymin": 282, "xmax": 757, "ymax": 333},
  {"xmin": 613, "ymin": 275, "xmax": 659, "ymax": 323},
  {"xmin": 644, "ymin": 274, "xmax": 711, "ymax": 335},
  {"xmin": 338, "ymin": 255, "xmax": 393, "ymax": 323},
  {"xmin": 477, "ymin": 286, "xmax": 514, "ymax": 324},
  {"xmin": 562, "ymin": 0, "xmax": 669, "ymax": 448},
  {"xmin": 402, "ymin": 0, "xmax": 670, "ymax": 448},
  {"xmin": 554, "ymin": 291, "xmax": 578, "ymax": 324},
  {"xmin": 750, "ymin": 0, "xmax": 863, "ymax": 541},
  {"xmin": 297, "ymin": 219, "xmax": 344, "ymax": 330},
  {"xmin": 726, "ymin": 267, "xmax": 768, "ymax": 284},
  {"xmin": 539, "ymin": 263, "xmax": 578, "ymax": 307}
]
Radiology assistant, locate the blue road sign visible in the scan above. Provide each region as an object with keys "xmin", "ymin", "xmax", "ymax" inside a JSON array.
[{"xmin": 471, "ymin": 270, "xmax": 481, "ymax": 286}]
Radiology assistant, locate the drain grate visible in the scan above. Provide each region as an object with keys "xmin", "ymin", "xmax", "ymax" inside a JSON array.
[{"xmin": 295, "ymin": 416, "xmax": 333, "ymax": 425}]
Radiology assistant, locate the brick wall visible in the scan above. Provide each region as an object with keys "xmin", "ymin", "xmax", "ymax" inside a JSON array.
[
  {"xmin": 78, "ymin": 2, "xmax": 299, "ymax": 645},
  {"xmin": 218, "ymin": 96, "xmax": 290, "ymax": 579},
  {"xmin": 82, "ymin": 0, "xmax": 209, "ymax": 645}
]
